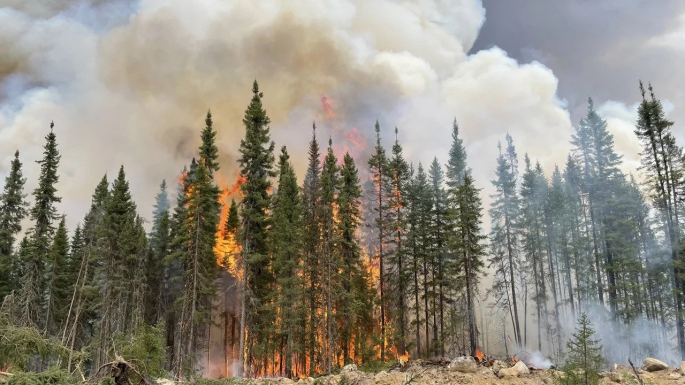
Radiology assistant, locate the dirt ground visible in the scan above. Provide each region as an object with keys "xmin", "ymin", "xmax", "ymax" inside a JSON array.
[{"xmin": 231, "ymin": 359, "xmax": 685, "ymax": 385}]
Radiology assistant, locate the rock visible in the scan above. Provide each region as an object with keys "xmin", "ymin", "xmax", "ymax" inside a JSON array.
[
  {"xmin": 670, "ymin": 372, "xmax": 682, "ymax": 380},
  {"xmin": 478, "ymin": 367, "xmax": 497, "ymax": 378},
  {"xmin": 497, "ymin": 368, "xmax": 520, "ymax": 378},
  {"xmin": 490, "ymin": 360, "xmax": 509, "ymax": 375},
  {"xmin": 513, "ymin": 360, "xmax": 530, "ymax": 375},
  {"xmin": 643, "ymin": 358, "xmax": 669, "ymax": 372},
  {"xmin": 680, "ymin": 361, "xmax": 685, "ymax": 375},
  {"xmin": 341, "ymin": 364, "xmax": 358, "ymax": 374},
  {"xmin": 449, "ymin": 356, "xmax": 478, "ymax": 373}
]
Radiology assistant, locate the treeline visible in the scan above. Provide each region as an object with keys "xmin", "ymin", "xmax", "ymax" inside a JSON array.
[
  {"xmin": 0, "ymin": 80, "xmax": 488, "ymax": 381},
  {"xmin": 487, "ymin": 83, "xmax": 685, "ymax": 363}
]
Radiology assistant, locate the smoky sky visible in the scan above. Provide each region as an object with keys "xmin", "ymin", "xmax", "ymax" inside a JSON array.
[{"xmin": 471, "ymin": 0, "xmax": 685, "ymax": 124}]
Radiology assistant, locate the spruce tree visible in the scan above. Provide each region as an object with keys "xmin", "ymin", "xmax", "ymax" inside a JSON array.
[
  {"xmin": 446, "ymin": 118, "xmax": 469, "ymax": 189},
  {"xmin": 634, "ymin": 82, "xmax": 685, "ymax": 355},
  {"xmin": 237, "ymin": 80, "xmax": 276, "ymax": 377},
  {"xmin": 200, "ymin": 109, "xmax": 220, "ymax": 178},
  {"xmin": 337, "ymin": 152, "xmax": 363, "ymax": 365},
  {"xmin": 147, "ymin": 210, "xmax": 170, "ymax": 325},
  {"xmin": 20, "ymin": 123, "xmax": 61, "ymax": 328},
  {"xmin": 386, "ymin": 127, "xmax": 410, "ymax": 354},
  {"xmin": 302, "ymin": 123, "xmax": 323, "ymax": 375},
  {"xmin": 452, "ymin": 173, "xmax": 486, "ymax": 355},
  {"xmin": 150, "ymin": 180, "xmax": 170, "ymax": 240},
  {"xmin": 558, "ymin": 313, "xmax": 606, "ymax": 385},
  {"xmin": 368, "ymin": 120, "xmax": 390, "ymax": 360},
  {"xmin": 270, "ymin": 146, "xmax": 303, "ymax": 378},
  {"xmin": 488, "ymin": 140, "xmax": 523, "ymax": 347},
  {"xmin": 320, "ymin": 138, "xmax": 340, "ymax": 373},
  {"xmin": 45, "ymin": 216, "xmax": 70, "ymax": 335},
  {"xmin": 0, "ymin": 151, "xmax": 29, "ymax": 299}
]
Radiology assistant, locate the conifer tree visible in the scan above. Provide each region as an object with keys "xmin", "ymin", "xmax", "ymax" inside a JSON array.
[
  {"xmin": 320, "ymin": 138, "xmax": 340, "ymax": 372},
  {"xmin": 20, "ymin": 122, "xmax": 61, "ymax": 329},
  {"xmin": 0, "ymin": 151, "xmax": 28, "ymax": 299},
  {"xmin": 452, "ymin": 173, "xmax": 486, "ymax": 355},
  {"xmin": 45, "ymin": 216, "xmax": 70, "ymax": 335},
  {"xmin": 302, "ymin": 124, "xmax": 323, "ymax": 374},
  {"xmin": 237, "ymin": 80, "xmax": 276, "ymax": 377},
  {"xmin": 488, "ymin": 140, "xmax": 523, "ymax": 347},
  {"xmin": 337, "ymin": 152, "xmax": 363, "ymax": 365},
  {"xmin": 386, "ymin": 127, "xmax": 410, "ymax": 354},
  {"xmin": 94, "ymin": 166, "xmax": 137, "ymax": 366},
  {"xmin": 634, "ymin": 82, "xmax": 685, "ymax": 355},
  {"xmin": 151, "ymin": 180, "xmax": 170, "ymax": 239},
  {"xmin": 446, "ymin": 119, "xmax": 469, "ymax": 189},
  {"xmin": 557, "ymin": 313, "xmax": 606, "ymax": 385},
  {"xmin": 368, "ymin": 120, "xmax": 390, "ymax": 360},
  {"xmin": 270, "ymin": 146, "xmax": 303, "ymax": 378},
  {"xmin": 200, "ymin": 110, "xmax": 220, "ymax": 178}
]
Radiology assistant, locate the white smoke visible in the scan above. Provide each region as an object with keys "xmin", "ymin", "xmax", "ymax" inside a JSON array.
[
  {"xmin": 0, "ymin": 0, "xmax": 578, "ymax": 235},
  {"xmin": 562, "ymin": 302, "xmax": 678, "ymax": 368}
]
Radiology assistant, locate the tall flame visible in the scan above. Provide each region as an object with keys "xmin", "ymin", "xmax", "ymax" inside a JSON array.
[{"xmin": 214, "ymin": 172, "xmax": 245, "ymax": 278}]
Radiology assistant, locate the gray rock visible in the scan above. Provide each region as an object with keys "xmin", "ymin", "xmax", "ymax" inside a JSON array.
[
  {"xmin": 643, "ymin": 358, "xmax": 669, "ymax": 372},
  {"xmin": 497, "ymin": 367, "xmax": 520, "ymax": 378},
  {"xmin": 449, "ymin": 356, "xmax": 478, "ymax": 373},
  {"xmin": 490, "ymin": 360, "xmax": 509, "ymax": 375},
  {"xmin": 341, "ymin": 364, "xmax": 358, "ymax": 374},
  {"xmin": 513, "ymin": 360, "xmax": 530, "ymax": 375}
]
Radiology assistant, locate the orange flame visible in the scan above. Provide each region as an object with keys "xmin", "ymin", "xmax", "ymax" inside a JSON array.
[
  {"xmin": 474, "ymin": 349, "xmax": 484, "ymax": 361},
  {"xmin": 214, "ymin": 172, "xmax": 245, "ymax": 278}
]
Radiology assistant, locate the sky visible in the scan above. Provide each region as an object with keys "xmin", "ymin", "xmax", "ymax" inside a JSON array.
[{"xmin": 0, "ymin": 0, "xmax": 683, "ymax": 234}]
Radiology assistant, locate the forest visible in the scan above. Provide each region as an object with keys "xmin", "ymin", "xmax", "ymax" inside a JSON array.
[{"xmin": 0, "ymin": 79, "xmax": 683, "ymax": 383}]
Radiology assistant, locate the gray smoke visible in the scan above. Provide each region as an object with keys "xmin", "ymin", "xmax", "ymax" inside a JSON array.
[
  {"xmin": 0, "ymin": 0, "xmax": 584, "ymax": 236},
  {"xmin": 562, "ymin": 302, "xmax": 678, "ymax": 368}
]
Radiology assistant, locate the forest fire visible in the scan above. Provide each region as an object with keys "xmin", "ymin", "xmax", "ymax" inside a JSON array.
[
  {"xmin": 214, "ymin": 172, "xmax": 245, "ymax": 278},
  {"xmin": 474, "ymin": 349, "xmax": 485, "ymax": 362}
]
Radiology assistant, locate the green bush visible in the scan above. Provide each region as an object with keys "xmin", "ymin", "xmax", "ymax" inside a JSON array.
[{"xmin": 6, "ymin": 367, "xmax": 78, "ymax": 385}]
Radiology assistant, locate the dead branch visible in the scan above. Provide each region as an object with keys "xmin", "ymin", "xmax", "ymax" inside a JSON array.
[{"xmin": 628, "ymin": 359, "xmax": 644, "ymax": 385}]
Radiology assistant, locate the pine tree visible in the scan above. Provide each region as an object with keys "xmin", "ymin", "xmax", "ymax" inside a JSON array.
[
  {"xmin": 173, "ymin": 116, "xmax": 222, "ymax": 376},
  {"xmin": 635, "ymin": 82, "xmax": 685, "ymax": 355},
  {"xmin": 200, "ymin": 110, "xmax": 220, "ymax": 178},
  {"xmin": 94, "ymin": 166, "xmax": 137, "ymax": 367},
  {"xmin": 488, "ymin": 140, "xmax": 523, "ymax": 347},
  {"xmin": 20, "ymin": 122, "xmax": 61, "ymax": 329},
  {"xmin": 446, "ymin": 119, "xmax": 470, "ymax": 189},
  {"xmin": 428, "ymin": 158, "xmax": 448, "ymax": 354},
  {"xmin": 320, "ymin": 138, "xmax": 340, "ymax": 373},
  {"xmin": 151, "ymin": 180, "xmax": 170, "ymax": 240},
  {"xmin": 147, "ymin": 210, "xmax": 171, "ymax": 325},
  {"xmin": 452, "ymin": 173, "xmax": 486, "ymax": 355},
  {"xmin": 238, "ymin": 80, "xmax": 276, "ymax": 377},
  {"xmin": 557, "ymin": 313, "xmax": 606, "ymax": 385},
  {"xmin": 45, "ymin": 216, "xmax": 70, "ymax": 335},
  {"xmin": 337, "ymin": 152, "xmax": 363, "ymax": 365},
  {"xmin": 0, "ymin": 151, "xmax": 29, "ymax": 299},
  {"xmin": 368, "ymin": 120, "xmax": 390, "ymax": 360},
  {"xmin": 270, "ymin": 146, "xmax": 304, "ymax": 378},
  {"xmin": 302, "ymin": 123, "xmax": 323, "ymax": 375},
  {"xmin": 386, "ymin": 127, "xmax": 410, "ymax": 354}
]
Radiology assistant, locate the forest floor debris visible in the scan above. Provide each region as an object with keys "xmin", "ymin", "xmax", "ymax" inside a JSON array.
[{"xmin": 172, "ymin": 357, "xmax": 685, "ymax": 385}]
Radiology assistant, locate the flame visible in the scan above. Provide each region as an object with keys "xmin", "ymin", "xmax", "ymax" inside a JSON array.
[
  {"xmin": 214, "ymin": 172, "xmax": 245, "ymax": 278},
  {"xmin": 398, "ymin": 351, "xmax": 410, "ymax": 367},
  {"xmin": 321, "ymin": 95, "xmax": 335, "ymax": 119},
  {"xmin": 474, "ymin": 349, "xmax": 484, "ymax": 361}
]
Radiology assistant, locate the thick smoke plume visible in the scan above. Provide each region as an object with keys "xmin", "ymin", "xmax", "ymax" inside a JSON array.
[{"xmin": 0, "ymin": 0, "xmax": 583, "ymax": 234}]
